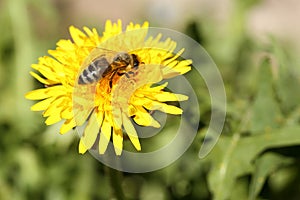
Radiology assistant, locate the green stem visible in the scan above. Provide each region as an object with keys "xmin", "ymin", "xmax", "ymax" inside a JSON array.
[{"xmin": 107, "ymin": 167, "xmax": 126, "ymax": 200}]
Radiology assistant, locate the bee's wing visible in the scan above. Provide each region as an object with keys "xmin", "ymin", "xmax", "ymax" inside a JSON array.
[
  {"xmin": 111, "ymin": 64, "xmax": 163, "ymax": 115},
  {"xmin": 73, "ymin": 47, "xmax": 115, "ymax": 126},
  {"xmin": 73, "ymin": 47, "xmax": 120, "ymax": 126},
  {"xmin": 81, "ymin": 47, "xmax": 117, "ymax": 67},
  {"xmin": 95, "ymin": 47, "xmax": 118, "ymax": 53},
  {"xmin": 110, "ymin": 64, "xmax": 163, "ymax": 147},
  {"xmin": 73, "ymin": 83, "xmax": 96, "ymax": 126}
]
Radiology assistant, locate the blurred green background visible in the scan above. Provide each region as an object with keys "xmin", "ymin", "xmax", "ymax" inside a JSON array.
[{"xmin": 1, "ymin": 0, "xmax": 300, "ymax": 199}]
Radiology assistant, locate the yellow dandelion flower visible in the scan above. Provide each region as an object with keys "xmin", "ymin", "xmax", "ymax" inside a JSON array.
[{"xmin": 25, "ymin": 20, "xmax": 192, "ymax": 155}]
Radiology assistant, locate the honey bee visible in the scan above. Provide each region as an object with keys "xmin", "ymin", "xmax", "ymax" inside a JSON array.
[
  {"xmin": 74, "ymin": 49, "xmax": 141, "ymax": 126},
  {"xmin": 78, "ymin": 50, "xmax": 140, "ymax": 86}
]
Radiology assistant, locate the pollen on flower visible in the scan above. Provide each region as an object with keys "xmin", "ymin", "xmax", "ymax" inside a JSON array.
[{"xmin": 25, "ymin": 19, "xmax": 192, "ymax": 156}]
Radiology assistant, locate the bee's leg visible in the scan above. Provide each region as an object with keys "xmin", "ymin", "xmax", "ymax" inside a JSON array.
[
  {"xmin": 125, "ymin": 73, "xmax": 130, "ymax": 78},
  {"xmin": 109, "ymin": 71, "xmax": 117, "ymax": 88},
  {"xmin": 117, "ymin": 68, "xmax": 132, "ymax": 78},
  {"xmin": 116, "ymin": 67, "xmax": 127, "ymax": 76},
  {"xmin": 121, "ymin": 70, "xmax": 135, "ymax": 79},
  {"xmin": 132, "ymin": 65, "xmax": 138, "ymax": 70},
  {"xmin": 127, "ymin": 71, "xmax": 135, "ymax": 77},
  {"xmin": 117, "ymin": 71, "xmax": 125, "ymax": 76}
]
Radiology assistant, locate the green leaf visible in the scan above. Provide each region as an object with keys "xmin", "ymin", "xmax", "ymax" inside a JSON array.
[
  {"xmin": 272, "ymin": 41, "xmax": 300, "ymax": 114},
  {"xmin": 204, "ymin": 125, "xmax": 300, "ymax": 200},
  {"xmin": 249, "ymin": 57, "xmax": 283, "ymax": 133},
  {"xmin": 249, "ymin": 153, "xmax": 293, "ymax": 200}
]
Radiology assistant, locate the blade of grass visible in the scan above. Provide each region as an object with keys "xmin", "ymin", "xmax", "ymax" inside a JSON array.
[{"xmin": 8, "ymin": 0, "xmax": 35, "ymax": 134}]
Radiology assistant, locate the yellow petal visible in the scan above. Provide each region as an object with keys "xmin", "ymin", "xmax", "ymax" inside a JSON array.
[
  {"xmin": 43, "ymin": 96, "xmax": 65, "ymax": 117},
  {"xmin": 81, "ymin": 112, "xmax": 100, "ymax": 150},
  {"xmin": 122, "ymin": 113, "xmax": 141, "ymax": 151},
  {"xmin": 113, "ymin": 128, "xmax": 123, "ymax": 155},
  {"xmin": 79, "ymin": 139, "xmax": 88, "ymax": 154},
  {"xmin": 145, "ymin": 102, "xmax": 183, "ymax": 115},
  {"xmin": 45, "ymin": 114, "xmax": 61, "ymax": 125},
  {"xmin": 129, "ymin": 96, "xmax": 146, "ymax": 106},
  {"xmin": 83, "ymin": 27, "xmax": 100, "ymax": 43},
  {"xmin": 142, "ymin": 21, "xmax": 149, "ymax": 28},
  {"xmin": 60, "ymin": 118, "xmax": 76, "ymax": 134},
  {"xmin": 99, "ymin": 115, "xmax": 112, "ymax": 154},
  {"xmin": 145, "ymin": 33, "xmax": 162, "ymax": 46},
  {"xmin": 128, "ymin": 104, "xmax": 137, "ymax": 117},
  {"xmin": 105, "ymin": 20, "xmax": 112, "ymax": 31},
  {"xmin": 47, "ymin": 49, "xmax": 76, "ymax": 67},
  {"xmin": 30, "ymin": 97, "xmax": 55, "ymax": 111},
  {"xmin": 46, "ymin": 85, "xmax": 67, "ymax": 97},
  {"xmin": 151, "ymin": 82, "xmax": 168, "ymax": 90},
  {"xmin": 32, "ymin": 63, "xmax": 61, "ymax": 82},
  {"xmin": 25, "ymin": 86, "xmax": 66, "ymax": 100},
  {"xmin": 152, "ymin": 92, "xmax": 188, "ymax": 102},
  {"xmin": 133, "ymin": 106, "xmax": 160, "ymax": 128},
  {"xmin": 162, "ymin": 60, "xmax": 179, "ymax": 71},
  {"xmin": 73, "ymin": 106, "xmax": 94, "ymax": 127},
  {"xmin": 61, "ymin": 106, "xmax": 73, "ymax": 119},
  {"xmin": 169, "ymin": 60, "xmax": 192, "ymax": 75},
  {"xmin": 25, "ymin": 88, "xmax": 50, "ymax": 100},
  {"xmin": 102, "ymin": 20, "xmax": 122, "ymax": 39},
  {"xmin": 69, "ymin": 26, "xmax": 86, "ymax": 46},
  {"xmin": 96, "ymin": 110, "xmax": 104, "ymax": 127},
  {"xmin": 83, "ymin": 26, "xmax": 94, "ymax": 37},
  {"xmin": 162, "ymin": 48, "xmax": 185, "ymax": 66},
  {"xmin": 173, "ymin": 61, "xmax": 192, "ymax": 73},
  {"xmin": 29, "ymin": 71, "xmax": 56, "ymax": 85},
  {"xmin": 39, "ymin": 56, "xmax": 65, "ymax": 74},
  {"xmin": 73, "ymin": 86, "xmax": 95, "ymax": 126},
  {"xmin": 56, "ymin": 39, "xmax": 75, "ymax": 50},
  {"xmin": 43, "ymin": 101, "xmax": 63, "ymax": 125},
  {"xmin": 161, "ymin": 58, "xmax": 192, "ymax": 79},
  {"xmin": 136, "ymin": 82, "xmax": 168, "ymax": 95}
]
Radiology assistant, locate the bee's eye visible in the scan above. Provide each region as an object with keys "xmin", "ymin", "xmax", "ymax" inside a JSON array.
[
  {"xmin": 131, "ymin": 54, "xmax": 139, "ymax": 67},
  {"xmin": 133, "ymin": 60, "xmax": 139, "ymax": 67}
]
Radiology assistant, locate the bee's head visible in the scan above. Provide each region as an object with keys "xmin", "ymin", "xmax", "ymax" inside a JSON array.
[{"xmin": 113, "ymin": 52, "xmax": 131, "ymax": 66}]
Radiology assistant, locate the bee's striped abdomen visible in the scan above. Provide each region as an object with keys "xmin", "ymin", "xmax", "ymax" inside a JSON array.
[{"xmin": 78, "ymin": 57, "xmax": 110, "ymax": 85}]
